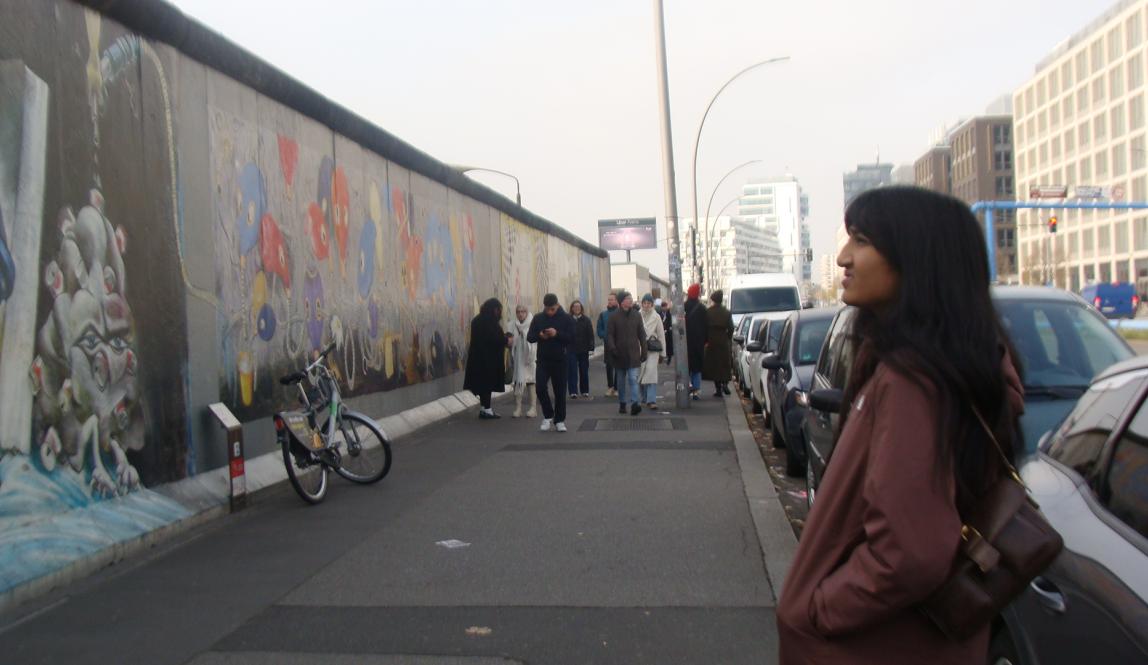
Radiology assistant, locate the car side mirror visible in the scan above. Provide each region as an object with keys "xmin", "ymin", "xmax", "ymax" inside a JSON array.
[
  {"xmin": 809, "ymin": 388, "xmax": 844, "ymax": 414},
  {"xmin": 745, "ymin": 341, "xmax": 763, "ymax": 353},
  {"xmin": 733, "ymin": 334, "xmax": 745, "ymax": 345},
  {"xmin": 762, "ymin": 353, "xmax": 783, "ymax": 371}
]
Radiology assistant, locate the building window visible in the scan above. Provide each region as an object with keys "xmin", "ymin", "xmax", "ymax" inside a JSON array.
[
  {"xmin": 995, "ymin": 176, "xmax": 1014, "ymax": 196},
  {"xmin": 1083, "ymin": 227, "xmax": 1095, "ymax": 257},
  {"xmin": 1092, "ymin": 39, "xmax": 1106, "ymax": 73},
  {"xmin": 1038, "ymin": 79, "xmax": 1047, "ymax": 106},
  {"xmin": 1131, "ymin": 57, "xmax": 1145, "ymax": 91},
  {"xmin": 1080, "ymin": 120, "xmax": 1092, "ymax": 148},
  {"xmin": 1065, "ymin": 129, "xmax": 1076, "ymax": 154},
  {"xmin": 1109, "ymin": 26, "xmax": 1124, "ymax": 61},
  {"xmin": 1081, "ymin": 156, "xmax": 1093, "ymax": 181},
  {"xmin": 993, "ymin": 124, "xmax": 1011, "ymax": 145},
  {"xmin": 1111, "ymin": 63, "xmax": 1125, "ymax": 98},
  {"xmin": 1066, "ymin": 163, "xmax": 1077, "ymax": 185},
  {"xmin": 1114, "ymin": 143, "xmax": 1128, "ymax": 176},
  {"xmin": 1135, "ymin": 217, "xmax": 1148, "ymax": 251},
  {"xmin": 1113, "ymin": 106, "xmax": 1127, "ymax": 137},
  {"xmin": 1116, "ymin": 220, "xmax": 1130, "ymax": 254},
  {"xmin": 1095, "ymin": 113, "xmax": 1108, "ymax": 141},
  {"xmin": 994, "ymin": 149, "xmax": 1013, "ymax": 171},
  {"xmin": 1093, "ymin": 77, "xmax": 1106, "ymax": 105},
  {"xmin": 1097, "ymin": 151, "xmax": 1109, "ymax": 177},
  {"xmin": 1076, "ymin": 51, "xmax": 1089, "ymax": 81},
  {"xmin": 1131, "ymin": 96, "xmax": 1145, "ymax": 130},
  {"xmin": 1078, "ymin": 86, "xmax": 1090, "ymax": 114},
  {"xmin": 1129, "ymin": 14, "xmax": 1144, "ymax": 50},
  {"xmin": 1099, "ymin": 224, "xmax": 1112, "ymax": 254},
  {"xmin": 1051, "ymin": 103, "xmax": 1061, "ymax": 127},
  {"xmin": 1052, "ymin": 137, "xmax": 1062, "ymax": 160},
  {"xmin": 1133, "ymin": 135, "xmax": 1146, "ymax": 170},
  {"xmin": 1063, "ymin": 97, "xmax": 1074, "ymax": 122}
]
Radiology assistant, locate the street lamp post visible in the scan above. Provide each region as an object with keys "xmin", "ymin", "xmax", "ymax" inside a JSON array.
[
  {"xmin": 690, "ymin": 56, "xmax": 789, "ymax": 286},
  {"xmin": 703, "ymin": 159, "xmax": 761, "ymax": 284},
  {"xmin": 451, "ymin": 165, "xmax": 522, "ymax": 206}
]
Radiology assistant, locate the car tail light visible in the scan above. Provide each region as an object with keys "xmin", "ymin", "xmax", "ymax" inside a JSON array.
[
  {"xmin": 1134, "ymin": 295, "xmax": 1141, "ymax": 309},
  {"xmin": 1094, "ymin": 296, "xmax": 1102, "ymax": 308},
  {"xmin": 274, "ymin": 416, "xmax": 285, "ymax": 431}
]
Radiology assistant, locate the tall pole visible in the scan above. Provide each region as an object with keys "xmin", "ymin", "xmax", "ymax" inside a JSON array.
[
  {"xmin": 653, "ymin": 0, "xmax": 689, "ymax": 409},
  {"xmin": 690, "ymin": 56, "xmax": 789, "ymax": 287}
]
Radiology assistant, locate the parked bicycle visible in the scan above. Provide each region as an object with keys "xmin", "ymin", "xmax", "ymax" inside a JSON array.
[{"xmin": 274, "ymin": 342, "xmax": 392, "ymax": 504}]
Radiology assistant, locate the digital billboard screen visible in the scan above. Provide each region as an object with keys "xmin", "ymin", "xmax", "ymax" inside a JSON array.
[{"xmin": 598, "ymin": 218, "xmax": 657, "ymax": 251}]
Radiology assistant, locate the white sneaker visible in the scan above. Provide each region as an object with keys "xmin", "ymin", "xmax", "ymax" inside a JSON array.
[
  {"xmin": 540, "ymin": 418, "xmax": 553, "ymax": 431},
  {"xmin": 555, "ymin": 422, "xmax": 567, "ymax": 432}
]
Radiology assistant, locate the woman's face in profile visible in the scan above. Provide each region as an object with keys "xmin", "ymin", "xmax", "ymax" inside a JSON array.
[{"xmin": 837, "ymin": 228, "xmax": 899, "ymax": 309}]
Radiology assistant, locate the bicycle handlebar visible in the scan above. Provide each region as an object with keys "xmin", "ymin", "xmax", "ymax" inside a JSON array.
[{"xmin": 279, "ymin": 342, "xmax": 337, "ymax": 385}]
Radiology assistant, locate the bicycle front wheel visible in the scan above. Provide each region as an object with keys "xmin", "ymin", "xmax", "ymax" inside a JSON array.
[
  {"xmin": 331, "ymin": 412, "xmax": 392, "ymax": 484},
  {"xmin": 282, "ymin": 442, "xmax": 328, "ymax": 504}
]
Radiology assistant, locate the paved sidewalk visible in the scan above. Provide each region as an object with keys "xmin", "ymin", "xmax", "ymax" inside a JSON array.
[{"xmin": 2, "ymin": 361, "xmax": 793, "ymax": 665}]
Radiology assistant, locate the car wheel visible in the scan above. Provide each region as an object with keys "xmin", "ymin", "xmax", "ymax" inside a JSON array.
[
  {"xmin": 987, "ymin": 625, "xmax": 1022, "ymax": 665},
  {"xmin": 785, "ymin": 433, "xmax": 805, "ymax": 478}
]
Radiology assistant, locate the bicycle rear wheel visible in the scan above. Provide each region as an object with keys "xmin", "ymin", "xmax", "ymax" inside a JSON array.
[
  {"xmin": 331, "ymin": 412, "xmax": 392, "ymax": 484},
  {"xmin": 282, "ymin": 442, "xmax": 328, "ymax": 504}
]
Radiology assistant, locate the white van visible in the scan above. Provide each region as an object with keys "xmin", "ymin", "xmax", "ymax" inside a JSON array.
[{"xmin": 726, "ymin": 273, "xmax": 802, "ymax": 328}]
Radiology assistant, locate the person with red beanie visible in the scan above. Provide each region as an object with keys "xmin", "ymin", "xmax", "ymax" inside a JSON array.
[{"xmin": 683, "ymin": 284, "xmax": 706, "ymax": 400}]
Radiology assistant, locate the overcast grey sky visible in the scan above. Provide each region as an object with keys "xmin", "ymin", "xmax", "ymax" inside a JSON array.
[{"xmin": 169, "ymin": 0, "xmax": 1111, "ymax": 280}]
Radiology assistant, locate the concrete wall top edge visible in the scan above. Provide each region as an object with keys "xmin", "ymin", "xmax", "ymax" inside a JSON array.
[{"xmin": 74, "ymin": 0, "xmax": 607, "ymax": 260}]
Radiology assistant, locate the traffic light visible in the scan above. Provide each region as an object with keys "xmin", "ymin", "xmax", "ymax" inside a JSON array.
[
  {"xmin": 1048, "ymin": 216, "xmax": 1058, "ymax": 234},
  {"xmin": 805, "ymin": 247, "xmax": 813, "ymax": 262}
]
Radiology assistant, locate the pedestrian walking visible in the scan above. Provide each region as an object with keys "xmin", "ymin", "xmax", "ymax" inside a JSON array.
[
  {"xmin": 639, "ymin": 294, "xmax": 666, "ymax": 409},
  {"xmin": 527, "ymin": 293, "xmax": 575, "ymax": 432},
  {"xmin": 605, "ymin": 291, "xmax": 647, "ymax": 415},
  {"xmin": 776, "ymin": 187, "xmax": 1029, "ymax": 664},
  {"xmin": 684, "ymin": 284, "xmax": 706, "ymax": 400},
  {"xmin": 702, "ymin": 290, "xmax": 734, "ymax": 397},
  {"xmin": 596, "ymin": 291, "xmax": 619, "ymax": 396},
  {"xmin": 463, "ymin": 297, "xmax": 511, "ymax": 419},
  {"xmin": 566, "ymin": 300, "xmax": 595, "ymax": 399},
  {"xmin": 509, "ymin": 304, "xmax": 537, "ymax": 418},
  {"xmin": 658, "ymin": 299, "xmax": 674, "ymax": 365}
]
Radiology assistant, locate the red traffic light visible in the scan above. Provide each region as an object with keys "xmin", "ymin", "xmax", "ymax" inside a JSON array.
[{"xmin": 1048, "ymin": 216, "xmax": 1058, "ymax": 234}]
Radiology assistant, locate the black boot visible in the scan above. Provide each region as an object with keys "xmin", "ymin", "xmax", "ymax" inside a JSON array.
[
  {"xmin": 714, "ymin": 382, "xmax": 723, "ymax": 398},
  {"xmin": 722, "ymin": 382, "xmax": 731, "ymax": 395}
]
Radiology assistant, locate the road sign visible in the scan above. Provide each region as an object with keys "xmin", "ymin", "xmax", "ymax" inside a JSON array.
[
  {"xmin": 1029, "ymin": 185, "xmax": 1068, "ymax": 199},
  {"xmin": 1111, "ymin": 184, "xmax": 1127, "ymax": 201},
  {"xmin": 1074, "ymin": 185, "xmax": 1103, "ymax": 199}
]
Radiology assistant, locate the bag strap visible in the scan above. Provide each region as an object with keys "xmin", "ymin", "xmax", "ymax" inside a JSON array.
[{"xmin": 970, "ymin": 407, "xmax": 1025, "ymax": 486}]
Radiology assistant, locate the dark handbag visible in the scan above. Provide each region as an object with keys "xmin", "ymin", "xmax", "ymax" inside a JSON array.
[
  {"xmin": 503, "ymin": 347, "xmax": 513, "ymax": 385},
  {"xmin": 646, "ymin": 335, "xmax": 663, "ymax": 353},
  {"xmin": 920, "ymin": 409, "xmax": 1064, "ymax": 641}
]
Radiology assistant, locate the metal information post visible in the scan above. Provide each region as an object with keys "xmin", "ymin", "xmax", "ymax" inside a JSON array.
[
  {"xmin": 208, "ymin": 402, "xmax": 246, "ymax": 512},
  {"xmin": 972, "ymin": 199, "xmax": 1148, "ymax": 283}
]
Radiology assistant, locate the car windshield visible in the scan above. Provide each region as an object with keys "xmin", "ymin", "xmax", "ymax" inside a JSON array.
[
  {"xmin": 730, "ymin": 287, "xmax": 799, "ymax": 314},
  {"xmin": 796, "ymin": 318, "xmax": 833, "ymax": 365},
  {"xmin": 996, "ymin": 299, "xmax": 1133, "ymax": 391}
]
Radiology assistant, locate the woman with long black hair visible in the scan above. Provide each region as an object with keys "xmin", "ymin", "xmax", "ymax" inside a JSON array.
[
  {"xmin": 776, "ymin": 187, "xmax": 1026, "ymax": 664},
  {"xmin": 463, "ymin": 298, "xmax": 512, "ymax": 419}
]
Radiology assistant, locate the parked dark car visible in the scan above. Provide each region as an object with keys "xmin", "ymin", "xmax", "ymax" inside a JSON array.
[
  {"xmin": 989, "ymin": 355, "xmax": 1148, "ymax": 664},
  {"xmin": 762, "ymin": 307, "xmax": 837, "ymax": 477}
]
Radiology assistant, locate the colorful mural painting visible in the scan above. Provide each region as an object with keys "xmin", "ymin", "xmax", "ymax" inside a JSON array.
[
  {"xmin": 0, "ymin": 6, "xmax": 192, "ymax": 598},
  {"xmin": 211, "ymin": 113, "xmax": 481, "ymax": 419},
  {"xmin": 0, "ymin": 0, "xmax": 608, "ymax": 603}
]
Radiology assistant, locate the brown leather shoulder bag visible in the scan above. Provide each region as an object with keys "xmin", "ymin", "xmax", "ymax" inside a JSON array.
[{"xmin": 920, "ymin": 409, "xmax": 1064, "ymax": 641}]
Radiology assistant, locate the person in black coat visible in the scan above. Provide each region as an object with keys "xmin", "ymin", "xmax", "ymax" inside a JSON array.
[
  {"xmin": 684, "ymin": 284, "xmax": 707, "ymax": 400},
  {"xmin": 658, "ymin": 299, "xmax": 674, "ymax": 365},
  {"xmin": 528, "ymin": 293, "xmax": 576, "ymax": 431},
  {"xmin": 567, "ymin": 300, "xmax": 596, "ymax": 399},
  {"xmin": 463, "ymin": 298, "xmax": 511, "ymax": 419}
]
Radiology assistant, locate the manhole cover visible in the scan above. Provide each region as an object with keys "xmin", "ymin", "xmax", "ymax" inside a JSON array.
[{"xmin": 578, "ymin": 417, "xmax": 688, "ymax": 432}]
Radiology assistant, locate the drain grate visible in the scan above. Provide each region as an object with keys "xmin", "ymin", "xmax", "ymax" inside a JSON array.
[{"xmin": 578, "ymin": 417, "xmax": 688, "ymax": 432}]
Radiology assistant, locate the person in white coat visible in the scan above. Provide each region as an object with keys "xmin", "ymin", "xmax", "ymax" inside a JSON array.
[
  {"xmin": 510, "ymin": 304, "xmax": 537, "ymax": 417},
  {"xmin": 638, "ymin": 293, "xmax": 666, "ymax": 409}
]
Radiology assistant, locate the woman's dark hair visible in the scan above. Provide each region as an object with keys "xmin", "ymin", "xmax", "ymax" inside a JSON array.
[
  {"xmin": 839, "ymin": 186, "xmax": 1023, "ymax": 512},
  {"xmin": 480, "ymin": 297, "xmax": 503, "ymax": 320},
  {"xmin": 710, "ymin": 290, "xmax": 724, "ymax": 306}
]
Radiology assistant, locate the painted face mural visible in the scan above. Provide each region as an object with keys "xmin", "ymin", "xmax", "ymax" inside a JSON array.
[
  {"xmin": 304, "ymin": 266, "xmax": 324, "ymax": 352},
  {"xmin": 318, "ymin": 157, "xmax": 350, "ymax": 273},
  {"xmin": 0, "ymin": 207, "xmax": 14, "ymax": 305},
  {"xmin": 259, "ymin": 213, "xmax": 291, "ymax": 291},
  {"xmin": 31, "ymin": 190, "xmax": 141, "ymax": 498},
  {"xmin": 307, "ymin": 201, "xmax": 330, "ymax": 260},
  {"xmin": 357, "ymin": 217, "xmax": 376, "ymax": 299},
  {"xmin": 235, "ymin": 163, "xmax": 265, "ymax": 257}
]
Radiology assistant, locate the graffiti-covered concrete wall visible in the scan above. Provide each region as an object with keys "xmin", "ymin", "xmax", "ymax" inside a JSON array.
[{"xmin": 0, "ymin": 0, "xmax": 608, "ymax": 604}]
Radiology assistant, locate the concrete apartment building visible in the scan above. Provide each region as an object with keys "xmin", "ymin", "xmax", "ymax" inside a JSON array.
[
  {"xmin": 843, "ymin": 163, "xmax": 894, "ymax": 206},
  {"xmin": 679, "ymin": 216, "xmax": 781, "ymax": 293},
  {"xmin": 914, "ymin": 145, "xmax": 952, "ymax": 194},
  {"xmin": 1014, "ymin": 0, "xmax": 1148, "ymax": 290},
  {"xmin": 739, "ymin": 176, "xmax": 810, "ymax": 286}
]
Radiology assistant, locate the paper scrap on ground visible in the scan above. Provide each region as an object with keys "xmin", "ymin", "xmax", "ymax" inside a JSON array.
[
  {"xmin": 436, "ymin": 539, "xmax": 471, "ymax": 549},
  {"xmin": 465, "ymin": 626, "xmax": 492, "ymax": 637}
]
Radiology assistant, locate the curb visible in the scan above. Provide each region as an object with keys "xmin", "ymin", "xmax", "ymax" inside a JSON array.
[
  {"xmin": 725, "ymin": 394, "xmax": 799, "ymax": 605},
  {"xmin": 0, "ymin": 388, "xmax": 493, "ymax": 615}
]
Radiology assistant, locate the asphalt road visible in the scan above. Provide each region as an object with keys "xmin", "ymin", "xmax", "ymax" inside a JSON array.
[{"xmin": 2, "ymin": 363, "xmax": 785, "ymax": 665}]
